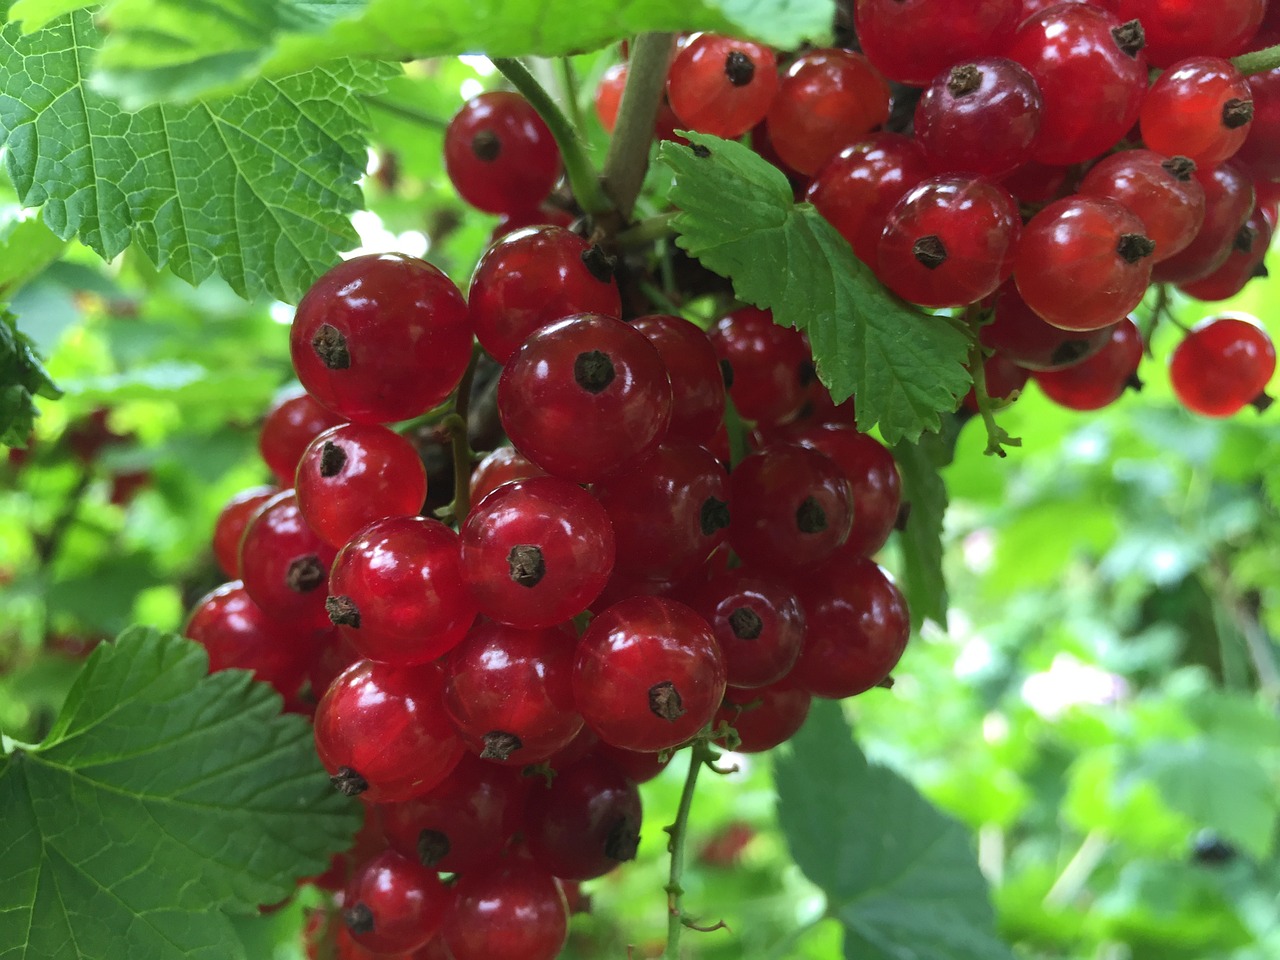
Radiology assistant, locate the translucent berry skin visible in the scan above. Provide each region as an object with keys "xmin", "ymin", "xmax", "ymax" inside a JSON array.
[
  {"xmin": 765, "ymin": 49, "xmax": 891, "ymax": 176},
  {"xmin": 328, "ymin": 516, "xmax": 478, "ymax": 666},
  {"xmin": 788, "ymin": 555, "xmax": 909, "ymax": 699},
  {"xmin": 443, "ymin": 91, "xmax": 562, "ymax": 216},
  {"xmin": 1152, "ymin": 162, "xmax": 1256, "ymax": 285},
  {"xmin": 1113, "ymin": 0, "xmax": 1265, "ymax": 67},
  {"xmin": 1236, "ymin": 68, "xmax": 1280, "ymax": 181},
  {"xmin": 787, "ymin": 423, "xmax": 902, "ymax": 557},
  {"xmin": 342, "ymin": 850, "xmax": 449, "ymax": 954},
  {"xmin": 806, "ymin": 134, "xmax": 931, "ymax": 264},
  {"xmin": 443, "ymin": 620, "xmax": 583, "ymax": 765},
  {"xmin": 1077, "ymin": 150, "xmax": 1206, "ymax": 263},
  {"xmin": 913, "ymin": 58, "xmax": 1043, "ymax": 180},
  {"xmin": 591, "ymin": 741, "xmax": 671, "ymax": 784},
  {"xmin": 523, "ymin": 756, "xmax": 643, "ymax": 880},
  {"xmin": 688, "ymin": 572, "xmax": 805, "ymax": 689},
  {"xmin": 468, "ymin": 227, "xmax": 622, "ymax": 364},
  {"xmin": 1034, "ymin": 317, "xmax": 1144, "ymax": 411},
  {"xmin": 441, "ymin": 859, "xmax": 568, "ymax": 960},
  {"xmin": 460, "ymin": 476, "xmax": 615, "ymax": 628},
  {"xmin": 314, "ymin": 659, "xmax": 465, "ymax": 804},
  {"xmin": 596, "ymin": 62, "xmax": 683, "ymax": 142},
  {"xmin": 239, "ymin": 490, "xmax": 337, "ymax": 629},
  {"xmin": 290, "ymin": 254, "xmax": 473, "ymax": 424},
  {"xmin": 729, "ymin": 443, "xmax": 854, "ymax": 569},
  {"xmin": 591, "ymin": 442, "xmax": 730, "ymax": 581},
  {"xmin": 1005, "ymin": 5, "xmax": 1148, "ymax": 165},
  {"xmin": 853, "ymin": 0, "xmax": 1020, "ymax": 87},
  {"xmin": 876, "ymin": 176, "xmax": 1020, "ymax": 308},
  {"xmin": 716, "ymin": 680, "xmax": 811, "ymax": 753},
  {"xmin": 1140, "ymin": 58, "xmax": 1254, "ymax": 167},
  {"xmin": 573, "ymin": 596, "xmax": 727, "ymax": 753},
  {"xmin": 980, "ymin": 283, "xmax": 1115, "ymax": 371},
  {"xmin": 490, "ymin": 205, "xmax": 575, "ymax": 243},
  {"xmin": 627, "ymin": 314, "xmax": 726, "ymax": 444},
  {"xmin": 296, "ymin": 424, "xmax": 428, "ymax": 549},
  {"xmin": 469, "ymin": 446, "xmax": 547, "ymax": 506},
  {"xmin": 498, "ymin": 313, "xmax": 673, "ymax": 483},
  {"xmin": 1169, "ymin": 314, "xmax": 1276, "ymax": 417},
  {"xmin": 212, "ymin": 485, "xmax": 277, "ymax": 578},
  {"xmin": 259, "ymin": 387, "xmax": 345, "ymax": 486},
  {"xmin": 1180, "ymin": 207, "xmax": 1274, "ymax": 301},
  {"xmin": 709, "ymin": 307, "xmax": 812, "ymax": 426},
  {"xmin": 379, "ymin": 755, "xmax": 527, "ymax": 874},
  {"xmin": 1013, "ymin": 196, "xmax": 1154, "ymax": 332},
  {"xmin": 666, "ymin": 34, "xmax": 779, "ymax": 139}
]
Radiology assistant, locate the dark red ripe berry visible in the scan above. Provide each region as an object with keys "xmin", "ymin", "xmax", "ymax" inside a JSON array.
[
  {"xmin": 296, "ymin": 423, "xmax": 428, "ymax": 549},
  {"xmin": 379, "ymin": 755, "xmax": 527, "ymax": 874},
  {"xmin": 999, "ymin": 159, "xmax": 1072, "ymax": 205},
  {"xmin": 259, "ymin": 387, "xmax": 345, "ymax": 486},
  {"xmin": 573, "ymin": 596, "xmax": 727, "ymax": 752},
  {"xmin": 1152, "ymin": 161, "xmax": 1257, "ymax": 285},
  {"xmin": 627, "ymin": 314, "xmax": 726, "ymax": 444},
  {"xmin": 1077, "ymin": 150, "xmax": 1206, "ymax": 263},
  {"xmin": 212, "ymin": 485, "xmax": 277, "ymax": 578},
  {"xmin": 444, "ymin": 92, "xmax": 562, "ymax": 216},
  {"xmin": 666, "ymin": 34, "xmax": 780, "ymax": 139},
  {"xmin": 1113, "ymin": 0, "xmax": 1265, "ymax": 67},
  {"xmin": 239, "ymin": 490, "xmax": 337, "ymax": 629},
  {"xmin": 591, "ymin": 741, "xmax": 672, "ymax": 784},
  {"xmin": 498, "ymin": 313, "xmax": 673, "ymax": 483},
  {"xmin": 290, "ymin": 254, "xmax": 472, "ymax": 424},
  {"xmin": 787, "ymin": 424, "xmax": 902, "ymax": 557},
  {"xmin": 876, "ymin": 176, "xmax": 1020, "ymax": 308},
  {"xmin": 468, "ymin": 226, "xmax": 623, "ymax": 363},
  {"xmin": 596, "ymin": 62, "xmax": 683, "ymax": 142},
  {"xmin": 913, "ymin": 58, "xmax": 1043, "ymax": 180},
  {"xmin": 710, "ymin": 307, "xmax": 813, "ymax": 426},
  {"xmin": 788, "ymin": 555, "xmax": 909, "ymax": 699},
  {"xmin": 729, "ymin": 443, "xmax": 853, "ymax": 569},
  {"xmin": 765, "ymin": 49, "xmax": 891, "ymax": 176},
  {"xmin": 1169, "ymin": 314, "xmax": 1276, "ymax": 417},
  {"xmin": 490, "ymin": 205, "xmax": 575, "ymax": 243},
  {"xmin": 1180, "ymin": 207, "xmax": 1274, "ymax": 302},
  {"xmin": 441, "ymin": 859, "xmax": 568, "ymax": 960},
  {"xmin": 689, "ymin": 572, "xmax": 805, "ymax": 689},
  {"xmin": 1035, "ymin": 317, "xmax": 1144, "ymax": 410},
  {"xmin": 460, "ymin": 476, "xmax": 615, "ymax": 628},
  {"xmin": 184, "ymin": 581, "xmax": 314, "ymax": 698},
  {"xmin": 1140, "ymin": 58, "xmax": 1253, "ymax": 167},
  {"xmin": 853, "ymin": 0, "xmax": 1020, "ymax": 86},
  {"xmin": 716, "ymin": 680, "xmax": 812, "ymax": 753},
  {"xmin": 980, "ymin": 283, "xmax": 1115, "ymax": 372},
  {"xmin": 1236, "ymin": 68, "xmax": 1280, "ymax": 181},
  {"xmin": 314, "ymin": 659, "xmax": 465, "ymax": 803},
  {"xmin": 806, "ymin": 134, "xmax": 931, "ymax": 265},
  {"xmin": 1005, "ymin": 5, "xmax": 1148, "ymax": 165},
  {"xmin": 342, "ymin": 850, "xmax": 449, "ymax": 954},
  {"xmin": 591, "ymin": 442, "xmax": 730, "ymax": 581},
  {"xmin": 1013, "ymin": 196, "xmax": 1155, "ymax": 331},
  {"xmin": 328, "ymin": 516, "xmax": 478, "ymax": 666},
  {"xmin": 443, "ymin": 620, "xmax": 583, "ymax": 765},
  {"xmin": 524, "ymin": 756, "xmax": 643, "ymax": 880},
  {"xmin": 469, "ymin": 446, "xmax": 547, "ymax": 506}
]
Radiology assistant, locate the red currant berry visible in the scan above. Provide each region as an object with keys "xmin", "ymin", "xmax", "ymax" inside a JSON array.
[
  {"xmin": 591, "ymin": 741, "xmax": 672, "ymax": 784},
  {"xmin": 1169, "ymin": 314, "xmax": 1276, "ymax": 417},
  {"xmin": 341, "ymin": 850, "xmax": 449, "ymax": 955},
  {"xmin": 596, "ymin": 62, "xmax": 684, "ymax": 143},
  {"xmin": 1179, "ymin": 207, "xmax": 1274, "ymax": 302},
  {"xmin": 212, "ymin": 485, "xmax": 278, "ymax": 578},
  {"xmin": 490, "ymin": 205, "xmax": 575, "ymax": 243},
  {"xmin": 688, "ymin": 572, "xmax": 805, "ymax": 689},
  {"xmin": 1236, "ymin": 68, "xmax": 1280, "ymax": 181},
  {"xmin": 1034, "ymin": 317, "xmax": 1144, "ymax": 410},
  {"xmin": 1152, "ymin": 161, "xmax": 1257, "ymax": 285},
  {"xmin": 523, "ymin": 756, "xmax": 643, "ymax": 880},
  {"xmin": 259, "ymin": 386, "xmax": 345, "ymax": 485},
  {"xmin": 444, "ymin": 92, "xmax": 562, "ymax": 216},
  {"xmin": 626, "ymin": 314, "xmax": 726, "ymax": 444},
  {"xmin": 469, "ymin": 446, "xmax": 547, "ymax": 506},
  {"xmin": 709, "ymin": 307, "xmax": 813, "ymax": 426},
  {"xmin": 239, "ymin": 490, "xmax": 337, "ymax": 629},
  {"xmin": 980, "ymin": 282, "xmax": 1115, "ymax": 371},
  {"xmin": 441, "ymin": 858, "xmax": 568, "ymax": 960},
  {"xmin": 666, "ymin": 34, "xmax": 779, "ymax": 140},
  {"xmin": 854, "ymin": 0, "xmax": 1020, "ymax": 86},
  {"xmin": 715, "ymin": 680, "xmax": 812, "ymax": 753},
  {"xmin": 1141, "ymin": 57, "xmax": 1254, "ymax": 167},
  {"xmin": 1112, "ymin": 0, "xmax": 1266, "ymax": 67},
  {"xmin": 1077, "ymin": 150, "xmax": 1206, "ymax": 262}
]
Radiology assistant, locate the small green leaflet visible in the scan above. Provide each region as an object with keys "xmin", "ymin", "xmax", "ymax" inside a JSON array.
[
  {"xmin": 659, "ymin": 134, "xmax": 971, "ymax": 444},
  {"xmin": 0, "ymin": 10, "xmax": 393, "ymax": 303},
  {"xmin": 775, "ymin": 700, "xmax": 1016, "ymax": 960},
  {"xmin": 0, "ymin": 309, "xmax": 60, "ymax": 447},
  {"xmin": 893, "ymin": 416, "xmax": 960, "ymax": 628},
  {"xmin": 0, "ymin": 207, "xmax": 67, "ymax": 301},
  {"xmin": 8, "ymin": 0, "xmax": 835, "ymax": 107},
  {"xmin": 0, "ymin": 628, "xmax": 360, "ymax": 960}
]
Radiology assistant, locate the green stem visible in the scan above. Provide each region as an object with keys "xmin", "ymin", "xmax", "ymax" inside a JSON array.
[
  {"xmin": 361, "ymin": 95, "xmax": 446, "ymax": 129},
  {"xmin": 602, "ymin": 33, "xmax": 677, "ymax": 222},
  {"xmin": 964, "ymin": 308, "xmax": 1021, "ymax": 458},
  {"xmin": 663, "ymin": 739, "xmax": 722, "ymax": 959},
  {"xmin": 1232, "ymin": 41, "xmax": 1280, "ymax": 77},
  {"xmin": 616, "ymin": 211, "xmax": 678, "ymax": 249},
  {"xmin": 441, "ymin": 351, "xmax": 479, "ymax": 525},
  {"xmin": 558, "ymin": 57, "xmax": 586, "ymax": 134},
  {"xmin": 491, "ymin": 57, "xmax": 612, "ymax": 217}
]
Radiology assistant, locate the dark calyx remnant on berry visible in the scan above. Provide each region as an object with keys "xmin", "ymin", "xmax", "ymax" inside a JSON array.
[
  {"xmin": 700, "ymin": 497, "xmax": 731, "ymax": 536},
  {"xmin": 319, "ymin": 441, "xmax": 347, "ymax": 477},
  {"xmin": 1116, "ymin": 233, "xmax": 1156, "ymax": 263},
  {"xmin": 417, "ymin": 829, "xmax": 451, "ymax": 867},
  {"xmin": 1162, "ymin": 156, "xmax": 1196, "ymax": 181},
  {"xmin": 947, "ymin": 63, "xmax": 982, "ymax": 97},
  {"xmin": 648, "ymin": 680, "xmax": 686, "ymax": 720},
  {"xmin": 481, "ymin": 730, "xmax": 523, "ymax": 761},
  {"xmin": 574, "ymin": 350, "xmax": 617, "ymax": 393},
  {"xmin": 326, "ymin": 594, "xmax": 361, "ymax": 628},
  {"xmin": 286, "ymin": 554, "xmax": 326, "ymax": 593},
  {"xmin": 728, "ymin": 606, "xmax": 763, "ymax": 640},
  {"xmin": 311, "ymin": 323, "xmax": 351, "ymax": 370},
  {"xmin": 343, "ymin": 902, "xmax": 375, "ymax": 934},
  {"xmin": 1223, "ymin": 98, "xmax": 1254, "ymax": 130},
  {"xmin": 508, "ymin": 544, "xmax": 546, "ymax": 587},
  {"xmin": 471, "ymin": 129, "xmax": 501, "ymax": 162},
  {"xmin": 1234, "ymin": 225, "xmax": 1258, "ymax": 253},
  {"xmin": 724, "ymin": 50, "xmax": 755, "ymax": 86},
  {"xmin": 581, "ymin": 244, "xmax": 618, "ymax": 283},
  {"xmin": 912, "ymin": 235, "xmax": 948, "ymax": 270},
  {"xmin": 605, "ymin": 815, "xmax": 642, "ymax": 862},
  {"xmin": 1110, "ymin": 19, "xmax": 1146, "ymax": 58},
  {"xmin": 795, "ymin": 496, "xmax": 828, "ymax": 533},
  {"xmin": 330, "ymin": 765, "xmax": 369, "ymax": 796}
]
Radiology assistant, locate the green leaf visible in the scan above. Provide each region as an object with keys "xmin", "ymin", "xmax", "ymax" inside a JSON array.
[
  {"xmin": 775, "ymin": 700, "xmax": 1016, "ymax": 960},
  {"xmin": 1, "ymin": 308, "xmax": 60, "ymax": 447},
  {"xmin": 893, "ymin": 416, "xmax": 959, "ymax": 627},
  {"xmin": 0, "ymin": 627, "xmax": 360, "ymax": 960},
  {"xmin": 0, "ymin": 10, "xmax": 392, "ymax": 302},
  {"xmin": 0, "ymin": 207, "xmax": 68, "ymax": 300},
  {"xmin": 658, "ymin": 134, "xmax": 971, "ymax": 444}
]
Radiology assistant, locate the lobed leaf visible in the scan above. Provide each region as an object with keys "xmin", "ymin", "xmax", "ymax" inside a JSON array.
[
  {"xmin": 893, "ymin": 417, "xmax": 959, "ymax": 628},
  {"xmin": 0, "ymin": 309, "xmax": 60, "ymax": 447}
]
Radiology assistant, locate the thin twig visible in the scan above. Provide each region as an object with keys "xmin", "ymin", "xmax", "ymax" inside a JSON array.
[
  {"xmin": 602, "ymin": 33, "xmax": 676, "ymax": 223},
  {"xmin": 662, "ymin": 739, "xmax": 718, "ymax": 959}
]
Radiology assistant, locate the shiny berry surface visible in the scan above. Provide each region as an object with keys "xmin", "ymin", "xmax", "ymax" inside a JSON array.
[
  {"xmin": 854, "ymin": 0, "xmax": 1020, "ymax": 86},
  {"xmin": 1140, "ymin": 57, "xmax": 1254, "ymax": 167},
  {"xmin": 666, "ymin": 34, "xmax": 779, "ymax": 139},
  {"xmin": 342, "ymin": 850, "xmax": 449, "ymax": 954},
  {"xmin": 523, "ymin": 756, "xmax": 643, "ymax": 880},
  {"xmin": 212, "ymin": 485, "xmax": 277, "ymax": 578},
  {"xmin": 980, "ymin": 283, "xmax": 1115, "ymax": 371},
  {"xmin": 1169, "ymin": 314, "xmax": 1276, "ymax": 417},
  {"xmin": 259, "ymin": 387, "xmax": 345, "ymax": 486},
  {"xmin": 469, "ymin": 446, "xmax": 547, "ymax": 506},
  {"xmin": 716, "ymin": 680, "xmax": 812, "ymax": 753},
  {"xmin": 1077, "ymin": 150, "xmax": 1206, "ymax": 263},
  {"xmin": 239, "ymin": 490, "xmax": 336, "ymax": 630},
  {"xmin": 627, "ymin": 314, "xmax": 726, "ymax": 444},
  {"xmin": 1153, "ymin": 161, "xmax": 1258, "ymax": 285},
  {"xmin": 1034, "ymin": 317, "xmax": 1144, "ymax": 410},
  {"xmin": 1113, "ymin": 0, "xmax": 1265, "ymax": 67},
  {"xmin": 443, "ymin": 92, "xmax": 562, "ymax": 216},
  {"xmin": 441, "ymin": 859, "xmax": 568, "ymax": 960},
  {"xmin": 1179, "ymin": 207, "xmax": 1274, "ymax": 301},
  {"xmin": 290, "ymin": 254, "xmax": 472, "ymax": 424},
  {"xmin": 689, "ymin": 572, "xmax": 805, "ymax": 689},
  {"xmin": 1236, "ymin": 68, "xmax": 1280, "ymax": 181},
  {"xmin": 710, "ymin": 307, "xmax": 812, "ymax": 426}
]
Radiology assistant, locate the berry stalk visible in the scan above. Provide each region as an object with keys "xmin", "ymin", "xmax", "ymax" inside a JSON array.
[
  {"xmin": 663, "ymin": 737, "xmax": 718, "ymax": 959},
  {"xmin": 965, "ymin": 308, "xmax": 1022, "ymax": 458},
  {"xmin": 1231, "ymin": 41, "xmax": 1280, "ymax": 77},
  {"xmin": 602, "ymin": 33, "xmax": 678, "ymax": 222}
]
